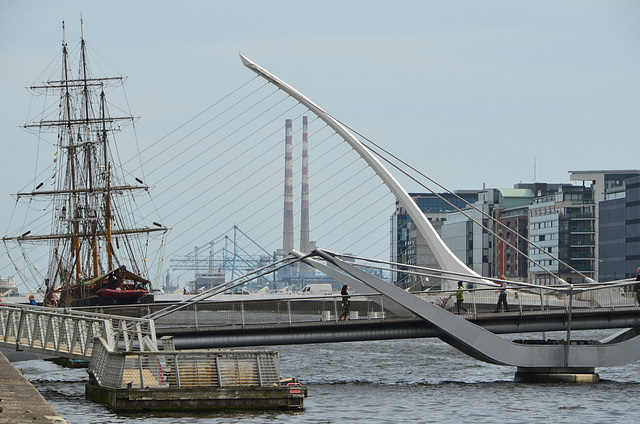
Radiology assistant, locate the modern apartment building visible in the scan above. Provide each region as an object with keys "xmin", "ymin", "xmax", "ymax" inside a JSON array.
[
  {"xmin": 442, "ymin": 188, "xmax": 536, "ymax": 284},
  {"xmin": 391, "ymin": 191, "xmax": 480, "ymax": 289},
  {"xmin": 528, "ymin": 185, "xmax": 595, "ymax": 285},
  {"xmin": 392, "ymin": 170, "xmax": 640, "ymax": 287},
  {"xmin": 569, "ymin": 170, "xmax": 640, "ymax": 279},
  {"xmin": 589, "ymin": 174, "xmax": 640, "ymax": 281}
]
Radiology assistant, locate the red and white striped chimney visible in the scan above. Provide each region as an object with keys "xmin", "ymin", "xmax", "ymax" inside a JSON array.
[
  {"xmin": 283, "ymin": 119, "xmax": 294, "ymax": 253},
  {"xmin": 300, "ymin": 116, "xmax": 310, "ymax": 254}
]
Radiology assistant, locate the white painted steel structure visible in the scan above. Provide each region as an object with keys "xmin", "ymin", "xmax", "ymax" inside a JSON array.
[{"xmin": 0, "ymin": 304, "xmax": 157, "ymax": 360}]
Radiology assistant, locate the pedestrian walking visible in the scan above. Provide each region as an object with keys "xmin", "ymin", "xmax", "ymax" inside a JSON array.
[
  {"xmin": 455, "ymin": 281, "xmax": 467, "ymax": 314},
  {"xmin": 494, "ymin": 281, "xmax": 509, "ymax": 313},
  {"xmin": 339, "ymin": 285, "xmax": 350, "ymax": 320}
]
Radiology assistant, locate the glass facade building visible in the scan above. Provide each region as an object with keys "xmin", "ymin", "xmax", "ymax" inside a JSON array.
[
  {"xmin": 528, "ymin": 185, "xmax": 595, "ymax": 285},
  {"xmin": 391, "ymin": 192, "xmax": 480, "ymax": 289},
  {"xmin": 599, "ymin": 175, "xmax": 640, "ymax": 281},
  {"xmin": 391, "ymin": 171, "xmax": 640, "ymax": 288}
]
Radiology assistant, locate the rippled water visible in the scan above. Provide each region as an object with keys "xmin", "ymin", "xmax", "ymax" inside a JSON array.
[{"xmin": 19, "ymin": 331, "xmax": 640, "ymax": 423}]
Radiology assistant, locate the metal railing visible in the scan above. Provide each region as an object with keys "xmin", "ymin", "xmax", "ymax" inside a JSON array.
[
  {"xmin": 88, "ymin": 337, "xmax": 281, "ymax": 389},
  {"xmin": 84, "ymin": 293, "xmax": 412, "ymax": 332},
  {"xmin": 150, "ymin": 293, "xmax": 409, "ymax": 330},
  {"xmin": 416, "ymin": 281, "xmax": 638, "ymax": 318},
  {"xmin": 78, "ymin": 282, "xmax": 640, "ymax": 334},
  {"xmin": 0, "ymin": 304, "xmax": 157, "ymax": 359},
  {"xmin": 163, "ymin": 293, "xmax": 416, "ymax": 330}
]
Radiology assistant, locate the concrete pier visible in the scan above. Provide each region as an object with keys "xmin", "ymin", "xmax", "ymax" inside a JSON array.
[
  {"xmin": 514, "ymin": 367, "xmax": 600, "ymax": 383},
  {"xmin": 0, "ymin": 351, "xmax": 66, "ymax": 423}
]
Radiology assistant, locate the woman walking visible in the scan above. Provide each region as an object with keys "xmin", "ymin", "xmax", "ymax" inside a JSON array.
[{"xmin": 339, "ymin": 285, "xmax": 350, "ymax": 320}]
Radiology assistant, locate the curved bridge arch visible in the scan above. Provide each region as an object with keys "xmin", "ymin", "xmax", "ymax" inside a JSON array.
[{"xmin": 240, "ymin": 54, "xmax": 484, "ymax": 285}]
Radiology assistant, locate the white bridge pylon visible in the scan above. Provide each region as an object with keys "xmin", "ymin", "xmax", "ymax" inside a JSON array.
[
  {"xmin": 240, "ymin": 54, "xmax": 488, "ymax": 288},
  {"xmin": 0, "ymin": 304, "xmax": 157, "ymax": 360}
]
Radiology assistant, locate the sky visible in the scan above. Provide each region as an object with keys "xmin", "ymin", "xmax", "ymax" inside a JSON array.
[{"xmin": 1, "ymin": 1, "xmax": 639, "ymax": 291}]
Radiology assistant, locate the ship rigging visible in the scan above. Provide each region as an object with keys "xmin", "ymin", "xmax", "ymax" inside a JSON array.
[{"xmin": 2, "ymin": 21, "xmax": 167, "ymax": 306}]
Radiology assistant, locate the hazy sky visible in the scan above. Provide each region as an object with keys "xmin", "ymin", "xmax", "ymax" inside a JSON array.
[{"xmin": 1, "ymin": 1, "xmax": 639, "ymax": 290}]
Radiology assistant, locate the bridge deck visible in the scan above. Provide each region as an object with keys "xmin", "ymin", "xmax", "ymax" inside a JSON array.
[
  {"xmin": 4, "ymin": 297, "xmax": 639, "ymax": 357},
  {"xmin": 143, "ymin": 304, "xmax": 640, "ymax": 349}
]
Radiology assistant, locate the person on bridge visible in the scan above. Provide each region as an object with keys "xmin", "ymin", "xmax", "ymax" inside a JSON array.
[
  {"xmin": 339, "ymin": 285, "xmax": 350, "ymax": 320},
  {"xmin": 455, "ymin": 281, "xmax": 467, "ymax": 314},
  {"xmin": 494, "ymin": 280, "xmax": 509, "ymax": 313},
  {"xmin": 28, "ymin": 295, "xmax": 36, "ymax": 306}
]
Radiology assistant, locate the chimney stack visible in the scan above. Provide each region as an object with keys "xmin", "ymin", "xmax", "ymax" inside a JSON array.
[
  {"xmin": 300, "ymin": 116, "xmax": 310, "ymax": 254},
  {"xmin": 283, "ymin": 119, "xmax": 294, "ymax": 253}
]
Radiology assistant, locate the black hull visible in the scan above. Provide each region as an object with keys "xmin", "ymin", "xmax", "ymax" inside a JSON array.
[{"xmin": 72, "ymin": 293, "xmax": 155, "ymax": 307}]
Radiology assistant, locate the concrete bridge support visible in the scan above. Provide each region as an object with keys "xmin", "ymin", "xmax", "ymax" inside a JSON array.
[{"xmin": 514, "ymin": 367, "xmax": 598, "ymax": 383}]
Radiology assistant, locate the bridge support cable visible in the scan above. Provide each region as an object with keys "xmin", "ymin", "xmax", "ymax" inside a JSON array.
[
  {"xmin": 289, "ymin": 250, "xmax": 381, "ymax": 296},
  {"xmin": 147, "ymin": 255, "xmax": 305, "ymax": 321},
  {"xmin": 312, "ymin": 248, "xmax": 640, "ymax": 369},
  {"xmin": 341, "ymin": 134, "xmax": 584, "ymax": 283},
  {"xmin": 239, "ymin": 54, "xmax": 602, "ymax": 290},
  {"xmin": 240, "ymin": 54, "xmax": 488, "ymax": 287}
]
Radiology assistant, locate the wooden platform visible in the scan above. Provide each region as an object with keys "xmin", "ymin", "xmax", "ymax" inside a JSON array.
[{"xmin": 0, "ymin": 351, "xmax": 66, "ymax": 423}]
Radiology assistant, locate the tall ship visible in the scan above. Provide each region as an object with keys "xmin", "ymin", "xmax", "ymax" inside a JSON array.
[{"xmin": 2, "ymin": 22, "xmax": 167, "ymax": 307}]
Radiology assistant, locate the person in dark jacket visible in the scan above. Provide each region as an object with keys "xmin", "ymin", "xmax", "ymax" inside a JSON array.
[
  {"xmin": 494, "ymin": 282, "xmax": 509, "ymax": 313},
  {"xmin": 339, "ymin": 285, "xmax": 350, "ymax": 320}
]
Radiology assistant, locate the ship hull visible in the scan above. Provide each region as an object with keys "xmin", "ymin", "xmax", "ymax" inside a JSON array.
[{"xmin": 71, "ymin": 293, "xmax": 155, "ymax": 307}]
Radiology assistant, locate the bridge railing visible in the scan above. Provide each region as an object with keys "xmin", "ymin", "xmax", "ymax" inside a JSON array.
[
  {"xmin": 152, "ymin": 293, "xmax": 416, "ymax": 331},
  {"xmin": 416, "ymin": 282, "xmax": 638, "ymax": 316},
  {"xmin": 89, "ymin": 336, "xmax": 281, "ymax": 389},
  {"xmin": 84, "ymin": 293, "xmax": 417, "ymax": 331},
  {"xmin": 74, "ymin": 282, "xmax": 639, "ymax": 334},
  {"xmin": 0, "ymin": 304, "xmax": 157, "ymax": 359}
]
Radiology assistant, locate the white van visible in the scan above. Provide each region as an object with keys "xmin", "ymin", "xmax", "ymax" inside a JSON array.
[{"xmin": 301, "ymin": 283, "xmax": 334, "ymax": 295}]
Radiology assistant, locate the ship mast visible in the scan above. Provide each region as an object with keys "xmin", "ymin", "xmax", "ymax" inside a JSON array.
[
  {"xmin": 78, "ymin": 19, "xmax": 99, "ymax": 280},
  {"xmin": 61, "ymin": 21, "xmax": 83, "ymax": 286},
  {"xmin": 102, "ymin": 92, "xmax": 114, "ymax": 271}
]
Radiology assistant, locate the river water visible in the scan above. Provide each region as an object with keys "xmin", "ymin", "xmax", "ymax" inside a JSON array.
[{"xmin": 20, "ymin": 331, "xmax": 640, "ymax": 423}]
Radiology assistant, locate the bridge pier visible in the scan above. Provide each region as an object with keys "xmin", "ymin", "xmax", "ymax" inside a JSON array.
[{"xmin": 514, "ymin": 367, "xmax": 599, "ymax": 383}]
